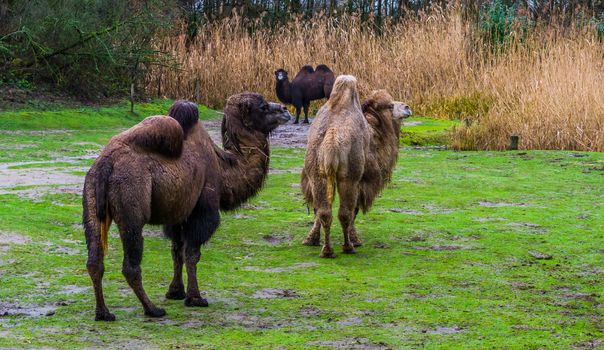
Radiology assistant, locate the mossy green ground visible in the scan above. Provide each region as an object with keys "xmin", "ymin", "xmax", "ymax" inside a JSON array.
[{"xmin": 0, "ymin": 102, "xmax": 603, "ymax": 349}]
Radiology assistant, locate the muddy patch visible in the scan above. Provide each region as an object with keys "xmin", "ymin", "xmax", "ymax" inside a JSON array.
[
  {"xmin": 233, "ymin": 214, "xmax": 256, "ymax": 220},
  {"xmin": 0, "ymin": 231, "xmax": 31, "ymax": 247},
  {"xmin": 372, "ymin": 242, "xmax": 390, "ymax": 249},
  {"xmin": 388, "ymin": 208, "xmax": 423, "ymax": 215},
  {"xmin": 261, "ymin": 232, "xmax": 293, "ymax": 245},
  {"xmin": 573, "ymin": 339, "xmax": 604, "ymax": 349},
  {"xmin": 300, "ymin": 306, "xmax": 322, "ymax": 317},
  {"xmin": 337, "ymin": 317, "xmax": 363, "ymax": 326},
  {"xmin": 0, "ymin": 301, "xmax": 57, "ymax": 317},
  {"xmin": 529, "ymin": 251, "xmax": 553, "ymax": 260},
  {"xmin": 58, "ymin": 285, "xmax": 90, "ymax": 295},
  {"xmin": 143, "ymin": 227, "xmax": 164, "ymax": 238},
  {"xmin": 473, "ymin": 217, "xmax": 507, "ymax": 222},
  {"xmin": 202, "ymin": 119, "xmax": 311, "ymax": 148},
  {"xmin": 508, "ymin": 222, "xmax": 547, "ymax": 234},
  {"xmin": 307, "ymin": 337, "xmax": 389, "ymax": 349},
  {"xmin": 251, "ymin": 288, "xmax": 299, "ymax": 299}
]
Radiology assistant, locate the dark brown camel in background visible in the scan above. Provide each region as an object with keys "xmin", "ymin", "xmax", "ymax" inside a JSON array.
[
  {"xmin": 82, "ymin": 94, "xmax": 290, "ymax": 321},
  {"xmin": 301, "ymin": 87, "xmax": 412, "ymax": 257},
  {"xmin": 275, "ymin": 64, "xmax": 336, "ymax": 124}
]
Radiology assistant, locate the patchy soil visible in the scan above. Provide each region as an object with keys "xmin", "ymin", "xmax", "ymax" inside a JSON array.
[
  {"xmin": 0, "ymin": 301, "xmax": 58, "ymax": 317},
  {"xmin": 251, "ymin": 288, "xmax": 299, "ymax": 299},
  {"xmin": 202, "ymin": 119, "xmax": 312, "ymax": 148},
  {"xmin": 261, "ymin": 232, "xmax": 293, "ymax": 245},
  {"xmin": 307, "ymin": 337, "xmax": 389, "ymax": 349},
  {"xmin": 0, "ymin": 231, "xmax": 31, "ymax": 246}
]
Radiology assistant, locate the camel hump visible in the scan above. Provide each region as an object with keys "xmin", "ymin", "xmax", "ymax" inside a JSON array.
[
  {"xmin": 296, "ymin": 65, "xmax": 315, "ymax": 77},
  {"xmin": 123, "ymin": 116, "xmax": 185, "ymax": 158},
  {"xmin": 315, "ymin": 64, "xmax": 333, "ymax": 73}
]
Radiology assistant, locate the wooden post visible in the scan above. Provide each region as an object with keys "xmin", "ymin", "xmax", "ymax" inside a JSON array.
[
  {"xmin": 509, "ymin": 134, "xmax": 519, "ymax": 150},
  {"xmin": 130, "ymin": 82, "xmax": 135, "ymax": 113},
  {"xmin": 156, "ymin": 67, "xmax": 162, "ymax": 98},
  {"xmin": 195, "ymin": 79, "xmax": 202, "ymax": 103}
]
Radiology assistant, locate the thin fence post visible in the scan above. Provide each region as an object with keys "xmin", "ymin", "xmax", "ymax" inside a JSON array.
[{"xmin": 509, "ymin": 134, "xmax": 519, "ymax": 150}]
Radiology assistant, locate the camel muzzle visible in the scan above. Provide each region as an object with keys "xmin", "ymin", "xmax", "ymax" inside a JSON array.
[
  {"xmin": 268, "ymin": 102, "xmax": 292, "ymax": 124},
  {"xmin": 393, "ymin": 102, "xmax": 413, "ymax": 119}
]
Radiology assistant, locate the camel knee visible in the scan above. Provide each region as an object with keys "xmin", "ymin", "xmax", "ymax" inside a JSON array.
[
  {"xmin": 338, "ymin": 209, "xmax": 353, "ymax": 225},
  {"xmin": 185, "ymin": 247, "xmax": 201, "ymax": 265},
  {"xmin": 317, "ymin": 209, "xmax": 332, "ymax": 226},
  {"xmin": 122, "ymin": 264, "xmax": 141, "ymax": 281},
  {"xmin": 87, "ymin": 260, "xmax": 104, "ymax": 278}
]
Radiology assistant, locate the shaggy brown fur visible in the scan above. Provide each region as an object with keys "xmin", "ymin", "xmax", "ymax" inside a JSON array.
[
  {"xmin": 301, "ymin": 88, "xmax": 412, "ymax": 255},
  {"xmin": 82, "ymin": 94, "xmax": 290, "ymax": 321},
  {"xmin": 275, "ymin": 64, "xmax": 336, "ymax": 124}
]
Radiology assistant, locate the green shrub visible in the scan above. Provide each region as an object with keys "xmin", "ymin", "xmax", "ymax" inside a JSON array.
[
  {"xmin": 418, "ymin": 93, "xmax": 493, "ymax": 120},
  {"xmin": 479, "ymin": 0, "xmax": 528, "ymax": 50}
]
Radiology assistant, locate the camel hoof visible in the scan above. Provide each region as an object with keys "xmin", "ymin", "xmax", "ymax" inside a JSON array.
[
  {"xmin": 185, "ymin": 297, "xmax": 209, "ymax": 307},
  {"xmin": 166, "ymin": 289, "xmax": 187, "ymax": 300},
  {"xmin": 145, "ymin": 307, "xmax": 166, "ymax": 318},
  {"xmin": 95, "ymin": 311, "xmax": 116, "ymax": 322},
  {"xmin": 342, "ymin": 245, "xmax": 356, "ymax": 254},
  {"xmin": 320, "ymin": 247, "xmax": 336, "ymax": 258},
  {"xmin": 302, "ymin": 238, "xmax": 320, "ymax": 246}
]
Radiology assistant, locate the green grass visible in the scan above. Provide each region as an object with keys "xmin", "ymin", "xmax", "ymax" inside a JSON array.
[
  {"xmin": 0, "ymin": 102, "xmax": 603, "ymax": 349},
  {"xmin": 0, "ymin": 99, "xmax": 218, "ymax": 131},
  {"xmin": 401, "ymin": 117, "xmax": 459, "ymax": 146}
]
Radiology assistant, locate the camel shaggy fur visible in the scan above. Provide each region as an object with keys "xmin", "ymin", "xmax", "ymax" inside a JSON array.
[
  {"xmin": 301, "ymin": 88, "xmax": 412, "ymax": 257},
  {"xmin": 83, "ymin": 94, "xmax": 290, "ymax": 321}
]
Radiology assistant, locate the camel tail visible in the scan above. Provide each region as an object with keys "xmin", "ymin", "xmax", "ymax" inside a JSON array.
[
  {"xmin": 318, "ymin": 128, "xmax": 340, "ymax": 205},
  {"xmin": 88, "ymin": 157, "xmax": 113, "ymax": 255}
]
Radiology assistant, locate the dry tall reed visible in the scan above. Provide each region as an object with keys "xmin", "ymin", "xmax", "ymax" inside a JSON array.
[{"xmin": 148, "ymin": 8, "xmax": 604, "ymax": 151}]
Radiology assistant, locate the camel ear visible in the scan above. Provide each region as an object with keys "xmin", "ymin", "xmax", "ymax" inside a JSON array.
[{"xmin": 240, "ymin": 99, "xmax": 255, "ymax": 127}]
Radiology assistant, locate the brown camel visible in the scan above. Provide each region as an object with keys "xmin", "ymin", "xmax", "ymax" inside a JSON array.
[
  {"xmin": 275, "ymin": 64, "xmax": 336, "ymax": 124},
  {"xmin": 301, "ymin": 87, "xmax": 412, "ymax": 257},
  {"xmin": 82, "ymin": 94, "xmax": 290, "ymax": 321}
]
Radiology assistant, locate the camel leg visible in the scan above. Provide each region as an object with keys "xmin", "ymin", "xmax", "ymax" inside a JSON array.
[
  {"xmin": 120, "ymin": 228, "xmax": 166, "ymax": 318},
  {"xmin": 165, "ymin": 229, "xmax": 186, "ymax": 300},
  {"xmin": 302, "ymin": 209, "xmax": 321, "ymax": 246},
  {"xmin": 349, "ymin": 207, "xmax": 363, "ymax": 247},
  {"xmin": 294, "ymin": 105, "xmax": 301, "ymax": 124},
  {"xmin": 85, "ymin": 218, "xmax": 114, "ymax": 321},
  {"xmin": 337, "ymin": 180, "xmax": 359, "ymax": 254},
  {"xmin": 183, "ymin": 243, "xmax": 208, "ymax": 307},
  {"xmin": 302, "ymin": 102, "xmax": 310, "ymax": 124},
  {"xmin": 318, "ymin": 205, "xmax": 334, "ymax": 258}
]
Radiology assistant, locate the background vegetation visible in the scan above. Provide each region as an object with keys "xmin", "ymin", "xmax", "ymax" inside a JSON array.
[{"xmin": 1, "ymin": 0, "xmax": 603, "ymax": 151}]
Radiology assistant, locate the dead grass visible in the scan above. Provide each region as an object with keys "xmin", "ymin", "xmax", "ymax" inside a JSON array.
[{"xmin": 149, "ymin": 8, "xmax": 604, "ymax": 151}]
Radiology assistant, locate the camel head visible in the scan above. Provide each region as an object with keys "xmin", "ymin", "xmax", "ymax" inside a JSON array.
[
  {"xmin": 274, "ymin": 69, "xmax": 288, "ymax": 82},
  {"xmin": 363, "ymin": 90, "xmax": 412, "ymax": 123},
  {"xmin": 223, "ymin": 92, "xmax": 291, "ymax": 138},
  {"xmin": 168, "ymin": 100, "xmax": 199, "ymax": 136},
  {"xmin": 327, "ymin": 75, "xmax": 362, "ymax": 112}
]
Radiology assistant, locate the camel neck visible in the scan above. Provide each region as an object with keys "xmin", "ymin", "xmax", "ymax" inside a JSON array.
[
  {"xmin": 218, "ymin": 132, "xmax": 270, "ymax": 211},
  {"xmin": 275, "ymin": 79, "xmax": 292, "ymax": 104}
]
